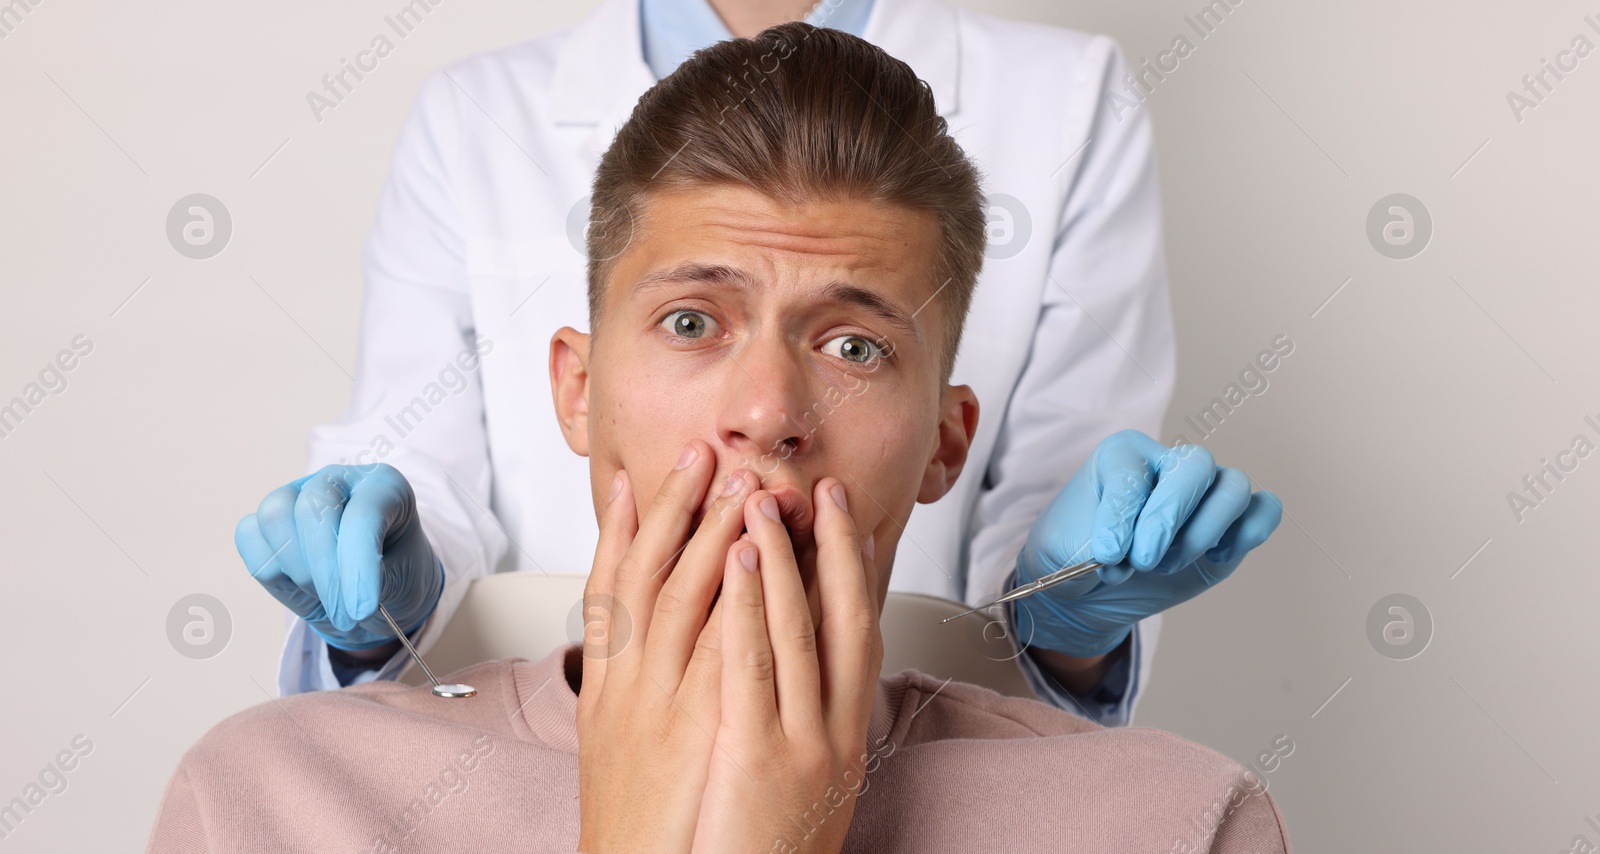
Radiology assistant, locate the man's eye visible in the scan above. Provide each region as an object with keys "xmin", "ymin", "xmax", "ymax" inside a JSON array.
[
  {"xmin": 822, "ymin": 334, "xmax": 885, "ymax": 364},
  {"xmin": 661, "ymin": 310, "xmax": 717, "ymax": 339}
]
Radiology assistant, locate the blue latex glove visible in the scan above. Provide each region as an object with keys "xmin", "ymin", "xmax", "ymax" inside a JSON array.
[
  {"xmin": 1011, "ymin": 429, "xmax": 1283, "ymax": 658},
  {"xmin": 234, "ymin": 463, "xmax": 445, "ymax": 651}
]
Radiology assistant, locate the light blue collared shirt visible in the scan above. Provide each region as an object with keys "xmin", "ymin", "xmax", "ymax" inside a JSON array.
[{"xmin": 640, "ymin": 0, "xmax": 877, "ymax": 81}]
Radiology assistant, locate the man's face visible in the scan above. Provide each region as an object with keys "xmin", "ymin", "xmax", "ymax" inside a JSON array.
[{"xmin": 551, "ymin": 183, "xmax": 977, "ymax": 619}]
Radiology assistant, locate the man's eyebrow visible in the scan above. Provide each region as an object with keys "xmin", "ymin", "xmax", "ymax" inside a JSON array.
[
  {"xmin": 820, "ymin": 282, "xmax": 924, "ymax": 346},
  {"xmin": 633, "ymin": 262, "xmax": 754, "ymax": 294},
  {"xmin": 631, "ymin": 262, "xmax": 924, "ymax": 346}
]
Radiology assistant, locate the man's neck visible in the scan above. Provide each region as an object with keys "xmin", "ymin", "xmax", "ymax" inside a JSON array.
[{"xmin": 705, "ymin": 0, "xmax": 820, "ymax": 38}]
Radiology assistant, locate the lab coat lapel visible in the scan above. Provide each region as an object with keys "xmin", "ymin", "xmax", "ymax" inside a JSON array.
[
  {"xmin": 862, "ymin": 0, "xmax": 961, "ymax": 119},
  {"xmin": 548, "ymin": 0, "xmax": 655, "ymax": 166}
]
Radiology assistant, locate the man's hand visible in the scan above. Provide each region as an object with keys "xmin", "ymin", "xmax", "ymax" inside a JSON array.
[
  {"xmin": 693, "ymin": 478, "xmax": 881, "ymax": 854},
  {"xmin": 1012, "ymin": 429, "xmax": 1283, "ymax": 658},
  {"xmin": 575, "ymin": 441, "xmax": 755, "ymax": 854},
  {"xmin": 233, "ymin": 463, "xmax": 445, "ymax": 651}
]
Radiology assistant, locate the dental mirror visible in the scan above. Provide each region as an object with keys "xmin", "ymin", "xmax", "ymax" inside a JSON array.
[{"xmin": 376, "ymin": 602, "xmax": 477, "ymax": 699}]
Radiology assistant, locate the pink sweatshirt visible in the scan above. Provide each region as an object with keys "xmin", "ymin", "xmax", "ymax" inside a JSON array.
[{"xmin": 146, "ymin": 644, "xmax": 1290, "ymax": 853}]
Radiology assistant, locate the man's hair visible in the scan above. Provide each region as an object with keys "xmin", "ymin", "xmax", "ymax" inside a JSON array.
[{"xmin": 586, "ymin": 21, "xmax": 986, "ymax": 383}]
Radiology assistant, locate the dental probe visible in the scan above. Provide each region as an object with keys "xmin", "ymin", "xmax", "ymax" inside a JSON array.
[
  {"xmin": 376, "ymin": 602, "xmax": 477, "ymax": 698},
  {"xmin": 939, "ymin": 558, "xmax": 1106, "ymax": 624}
]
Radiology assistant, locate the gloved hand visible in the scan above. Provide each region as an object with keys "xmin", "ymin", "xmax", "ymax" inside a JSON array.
[
  {"xmin": 234, "ymin": 463, "xmax": 445, "ymax": 651},
  {"xmin": 1011, "ymin": 429, "xmax": 1283, "ymax": 658}
]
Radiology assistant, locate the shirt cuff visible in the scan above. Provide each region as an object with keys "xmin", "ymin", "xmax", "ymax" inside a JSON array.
[
  {"xmin": 329, "ymin": 622, "xmax": 423, "ymax": 687},
  {"xmin": 280, "ymin": 617, "xmax": 416, "ymax": 693},
  {"xmin": 1012, "ymin": 621, "xmax": 1141, "ymax": 727}
]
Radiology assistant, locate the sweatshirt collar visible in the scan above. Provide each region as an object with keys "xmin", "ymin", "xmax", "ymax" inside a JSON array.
[{"xmin": 512, "ymin": 643, "xmax": 903, "ymax": 757}]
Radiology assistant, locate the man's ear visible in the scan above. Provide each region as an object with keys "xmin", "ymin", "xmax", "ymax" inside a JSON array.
[
  {"xmin": 549, "ymin": 326, "xmax": 593, "ymax": 456},
  {"xmin": 917, "ymin": 384, "xmax": 979, "ymax": 504}
]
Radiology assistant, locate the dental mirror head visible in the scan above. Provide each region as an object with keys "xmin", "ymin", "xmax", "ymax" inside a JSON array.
[{"xmin": 375, "ymin": 602, "xmax": 476, "ymax": 700}]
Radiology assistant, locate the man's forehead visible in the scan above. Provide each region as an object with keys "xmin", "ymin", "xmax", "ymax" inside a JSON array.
[
  {"xmin": 637, "ymin": 186, "xmax": 931, "ymax": 255},
  {"xmin": 615, "ymin": 185, "xmax": 941, "ymax": 325}
]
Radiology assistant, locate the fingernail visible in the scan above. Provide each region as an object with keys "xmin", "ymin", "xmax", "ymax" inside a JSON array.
[
  {"xmin": 829, "ymin": 483, "xmax": 848, "ymax": 511},
  {"xmin": 722, "ymin": 471, "xmax": 746, "ymax": 496},
  {"xmin": 608, "ymin": 471, "xmax": 624, "ymax": 504},
  {"xmin": 674, "ymin": 443, "xmax": 698, "ymax": 470},
  {"xmin": 759, "ymin": 495, "xmax": 781, "ymax": 522},
  {"xmin": 739, "ymin": 545, "xmax": 758, "ymax": 572},
  {"xmin": 864, "ymin": 535, "xmax": 875, "ymax": 560}
]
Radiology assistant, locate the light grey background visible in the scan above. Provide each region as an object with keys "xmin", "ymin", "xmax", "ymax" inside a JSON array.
[{"xmin": 2, "ymin": 0, "xmax": 1596, "ymax": 850}]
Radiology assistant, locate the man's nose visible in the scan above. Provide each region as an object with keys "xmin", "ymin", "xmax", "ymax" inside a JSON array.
[{"xmin": 715, "ymin": 334, "xmax": 819, "ymax": 464}]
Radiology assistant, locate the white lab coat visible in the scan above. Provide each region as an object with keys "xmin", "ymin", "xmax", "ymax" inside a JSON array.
[{"xmin": 280, "ymin": 0, "xmax": 1176, "ymax": 721}]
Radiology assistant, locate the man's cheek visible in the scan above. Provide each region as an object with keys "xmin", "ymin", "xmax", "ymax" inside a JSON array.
[{"xmin": 595, "ymin": 388, "xmax": 658, "ymax": 461}]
